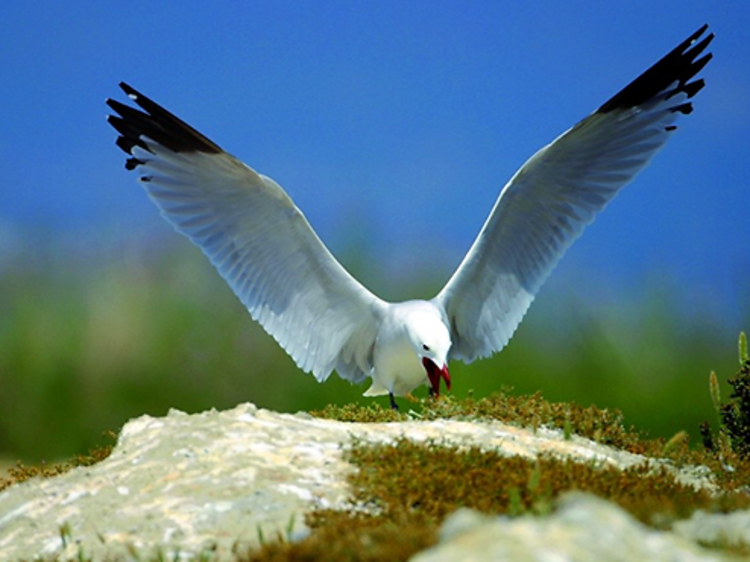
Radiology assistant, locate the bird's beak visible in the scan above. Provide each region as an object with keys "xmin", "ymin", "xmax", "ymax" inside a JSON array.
[{"xmin": 422, "ymin": 357, "xmax": 451, "ymax": 397}]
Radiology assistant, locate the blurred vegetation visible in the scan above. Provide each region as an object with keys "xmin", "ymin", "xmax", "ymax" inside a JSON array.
[{"xmin": 0, "ymin": 239, "xmax": 745, "ymax": 463}]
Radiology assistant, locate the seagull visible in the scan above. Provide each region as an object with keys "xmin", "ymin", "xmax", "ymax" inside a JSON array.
[{"xmin": 107, "ymin": 25, "xmax": 713, "ymax": 410}]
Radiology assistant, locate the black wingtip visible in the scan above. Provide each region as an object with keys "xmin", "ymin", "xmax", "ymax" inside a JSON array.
[
  {"xmin": 692, "ymin": 23, "xmax": 710, "ymax": 41},
  {"xmin": 106, "ymin": 82, "xmax": 223, "ymax": 165},
  {"xmin": 597, "ymin": 25, "xmax": 714, "ymax": 114},
  {"xmin": 119, "ymin": 82, "xmax": 138, "ymax": 98}
]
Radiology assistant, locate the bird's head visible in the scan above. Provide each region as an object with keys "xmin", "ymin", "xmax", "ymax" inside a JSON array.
[{"xmin": 406, "ymin": 310, "xmax": 452, "ymax": 397}]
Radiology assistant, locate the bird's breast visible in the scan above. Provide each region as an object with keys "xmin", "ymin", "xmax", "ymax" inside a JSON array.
[{"xmin": 371, "ymin": 339, "xmax": 426, "ymax": 397}]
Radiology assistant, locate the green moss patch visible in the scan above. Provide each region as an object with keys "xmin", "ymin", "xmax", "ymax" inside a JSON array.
[
  {"xmin": 315, "ymin": 389, "xmax": 652, "ymax": 450},
  {"xmin": 254, "ymin": 342, "xmax": 750, "ymax": 561},
  {"xmin": 243, "ymin": 436, "xmax": 750, "ymax": 561},
  {"xmin": 310, "ymin": 401, "xmax": 406, "ymax": 423},
  {"xmin": 0, "ymin": 431, "xmax": 116, "ymax": 493},
  {"xmin": 245, "ymin": 510, "xmax": 436, "ymax": 562}
]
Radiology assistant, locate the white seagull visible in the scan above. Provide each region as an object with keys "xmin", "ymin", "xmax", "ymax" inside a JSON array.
[{"xmin": 107, "ymin": 26, "xmax": 713, "ymax": 410}]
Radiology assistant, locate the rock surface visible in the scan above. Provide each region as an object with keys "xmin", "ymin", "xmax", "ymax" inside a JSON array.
[
  {"xmin": 674, "ymin": 508, "xmax": 750, "ymax": 552},
  {"xmin": 0, "ymin": 402, "xmax": 735, "ymax": 561},
  {"xmin": 413, "ymin": 493, "xmax": 731, "ymax": 562}
]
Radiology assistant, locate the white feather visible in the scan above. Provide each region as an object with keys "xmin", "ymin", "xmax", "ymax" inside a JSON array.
[{"xmin": 107, "ymin": 26, "xmax": 713, "ymax": 404}]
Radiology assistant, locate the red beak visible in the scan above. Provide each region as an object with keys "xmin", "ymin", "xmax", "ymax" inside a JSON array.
[{"xmin": 422, "ymin": 357, "xmax": 451, "ymax": 397}]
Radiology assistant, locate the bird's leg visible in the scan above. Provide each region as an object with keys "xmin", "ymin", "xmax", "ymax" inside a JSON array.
[{"xmin": 389, "ymin": 393, "xmax": 399, "ymax": 411}]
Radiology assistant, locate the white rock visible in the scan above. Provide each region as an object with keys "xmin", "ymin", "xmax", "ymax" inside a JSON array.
[
  {"xmin": 0, "ymin": 403, "xmax": 718, "ymax": 561},
  {"xmin": 674, "ymin": 508, "xmax": 750, "ymax": 551},
  {"xmin": 411, "ymin": 493, "xmax": 731, "ymax": 562}
]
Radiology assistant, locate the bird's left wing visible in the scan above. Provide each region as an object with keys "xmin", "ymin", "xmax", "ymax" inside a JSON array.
[
  {"xmin": 434, "ymin": 25, "xmax": 713, "ymax": 363},
  {"xmin": 107, "ymin": 83, "xmax": 387, "ymax": 383}
]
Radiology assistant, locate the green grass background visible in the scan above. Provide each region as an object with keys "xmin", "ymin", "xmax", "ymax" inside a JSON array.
[{"xmin": 0, "ymin": 240, "xmax": 745, "ymax": 463}]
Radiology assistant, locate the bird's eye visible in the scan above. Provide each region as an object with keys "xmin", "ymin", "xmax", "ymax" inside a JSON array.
[{"xmin": 422, "ymin": 344, "xmax": 430, "ymax": 351}]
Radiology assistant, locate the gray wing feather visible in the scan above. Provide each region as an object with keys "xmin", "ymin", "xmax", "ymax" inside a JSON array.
[
  {"xmin": 434, "ymin": 26, "xmax": 713, "ymax": 363},
  {"xmin": 108, "ymin": 85, "xmax": 385, "ymax": 383}
]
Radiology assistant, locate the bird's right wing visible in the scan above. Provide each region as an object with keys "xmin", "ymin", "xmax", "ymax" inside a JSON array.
[
  {"xmin": 107, "ymin": 83, "xmax": 386, "ymax": 383},
  {"xmin": 435, "ymin": 25, "xmax": 713, "ymax": 363}
]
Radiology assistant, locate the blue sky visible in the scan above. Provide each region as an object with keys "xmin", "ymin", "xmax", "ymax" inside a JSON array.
[{"xmin": 2, "ymin": 2, "xmax": 748, "ymax": 327}]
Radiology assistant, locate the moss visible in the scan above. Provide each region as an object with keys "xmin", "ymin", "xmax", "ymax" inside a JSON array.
[
  {"xmin": 243, "ymin": 437, "xmax": 750, "ymax": 561},
  {"xmin": 311, "ymin": 401, "xmax": 407, "ymax": 423},
  {"xmin": 314, "ymin": 388, "xmax": 639, "ymax": 444},
  {"xmin": 315, "ymin": 379, "xmax": 750, "ymax": 488},
  {"xmin": 0, "ymin": 431, "xmax": 116, "ymax": 493},
  {"xmin": 315, "ymin": 389, "xmax": 682, "ymax": 459},
  {"xmin": 349, "ymin": 438, "xmax": 750, "ymax": 525},
  {"xmin": 261, "ymin": 351, "xmax": 750, "ymax": 561},
  {"xmin": 243, "ymin": 511, "xmax": 436, "ymax": 562},
  {"xmin": 421, "ymin": 390, "xmax": 648, "ymax": 451}
]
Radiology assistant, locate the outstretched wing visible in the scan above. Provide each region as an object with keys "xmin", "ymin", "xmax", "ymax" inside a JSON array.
[
  {"xmin": 435, "ymin": 25, "xmax": 713, "ymax": 363},
  {"xmin": 107, "ymin": 83, "xmax": 386, "ymax": 382}
]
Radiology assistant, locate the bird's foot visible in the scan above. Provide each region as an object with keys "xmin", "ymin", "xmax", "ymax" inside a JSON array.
[{"xmin": 389, "ymin": 393, "xmax": 399, "ymax": 411}]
